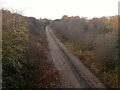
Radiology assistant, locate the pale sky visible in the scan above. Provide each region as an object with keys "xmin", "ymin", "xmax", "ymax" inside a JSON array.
[{"xmin": 0, "ymin": 0, "xmax": 119, "ymax": 20}]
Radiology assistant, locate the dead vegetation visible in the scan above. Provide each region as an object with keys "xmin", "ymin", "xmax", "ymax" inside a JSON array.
[{"xmin": 50, "ymin": 16, "xmax": 119, "ymax": 88}]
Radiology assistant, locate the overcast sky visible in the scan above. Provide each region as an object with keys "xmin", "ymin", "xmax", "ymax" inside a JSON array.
[{"xmin": 1, "ymin": 0, "xmax": 119, "ymax": 19}]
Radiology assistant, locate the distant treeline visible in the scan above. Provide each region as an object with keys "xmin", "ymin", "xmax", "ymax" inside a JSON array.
[{"xmin": 50, "ymin": 15, "xmax": 119, "ymax": 88}]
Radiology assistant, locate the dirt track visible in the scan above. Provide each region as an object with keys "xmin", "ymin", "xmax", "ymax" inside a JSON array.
[{"xmin": 46, "ymin": 26, "xmax": 106, "ymax": 88}]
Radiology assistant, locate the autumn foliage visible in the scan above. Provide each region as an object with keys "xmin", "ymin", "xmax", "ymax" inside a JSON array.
[
  {"xmin": 50, "ymin": 15, "xmax": 119, "ymax": 88},
  {"xmin": 2, "ymin": 9, "xmax": 58, "ymax": 88}
]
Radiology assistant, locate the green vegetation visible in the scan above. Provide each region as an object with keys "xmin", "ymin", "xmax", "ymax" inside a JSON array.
[
  {"xmin": 2, "ymin": 9, "xmax": 58, "ymax": 88},
  {"xmin": 50, "ymin": 15, "xmax": 119, "ymax": 88},
  {"xmin": 1, "ymin": 9, "xmax": 119, "ymax": 88}
]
